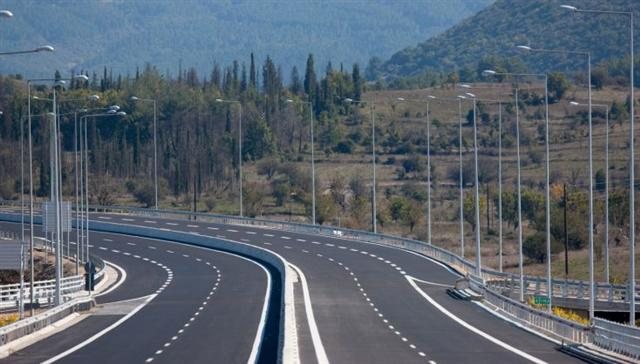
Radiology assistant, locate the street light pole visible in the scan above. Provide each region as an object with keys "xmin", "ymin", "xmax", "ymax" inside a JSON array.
[
  {"xmin": 458, "ymin": 97, "xmax": 465, "ymax": 258},
  {"xmin": 458, "ymin": 89, "xmax": 482, "ymax": 276},
  {"xmin": 560, "ymin": 1, "xmax": 636, "ymax": 326},
  {"xmin": 216, "ymin": 99, "xmax": 243, "ymax": 217},
  {"xmin": 0, "ymin": 45, "xmax": 54, "ymax": 56},
  {"xmin": 471, "ymin": 95, "xmax": 482, "ymax": 277},
  {"xmin": 497, "ymin": 102, "xmax": 503, "ymax": 272},
  {"xmin": 26, "ymin": 81, "xmax": 34, "ymax": 316},
  {"xmin": 515, "ymin": 86, "xmax": 524, "ymax": 302}
]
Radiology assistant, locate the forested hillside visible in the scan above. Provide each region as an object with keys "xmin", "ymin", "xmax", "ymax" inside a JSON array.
[
  {"xmin": 0, "ymin": 0, "xmax": 490, "ymax": 79},
  {"xmin": 373, "ymin": 0, "xmax": 639, "ymax": 83}
]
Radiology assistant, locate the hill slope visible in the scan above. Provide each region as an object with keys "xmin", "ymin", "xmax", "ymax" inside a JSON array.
[
  {"xmin": 376, "ymin": 0, "xmax": 639, "ymax": 79},
  {"xmin": 0, "ymin": 0, "xmax": 491, "ymax": 78}
]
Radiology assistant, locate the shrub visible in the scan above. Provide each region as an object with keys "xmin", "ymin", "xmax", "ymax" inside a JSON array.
[
  {"xmin": 133, "ymin": 183, "xmax": 155, "ymax": 208},
  {"xmin": 333, "ymin": 140, "xmax": 353, "ymax": 154}
]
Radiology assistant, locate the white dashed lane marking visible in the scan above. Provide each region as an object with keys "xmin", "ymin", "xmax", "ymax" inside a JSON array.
[
  {"xmin": 145, "ymin": 261, "xmax": 221, "ymax": 363},
  {"xmin": 301, "ymin": 246, "xmax": 430, "ymax": 361}
]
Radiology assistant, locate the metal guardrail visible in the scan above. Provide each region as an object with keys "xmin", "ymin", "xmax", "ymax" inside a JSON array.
[
  {"xmin": 0, "ymin": 222, "xmax": 105, "ymax": 313},
  {"xmin": 0, "ymin": 275, "xmax": 85, "ymax": 311},
  {"xmin": 591, "ymin": 318, "xmax": 640, "ymax": 360},
  {"xmin": 482, "ymin": 285, "xmax": 590, "ymax": 344},
  {"xmin": 0, "ymin": 296, "xmax": 94, "ymax": 346},
  {"xmin": 485, "ymin": 274, "xmax": 632, "ymax": 304}
]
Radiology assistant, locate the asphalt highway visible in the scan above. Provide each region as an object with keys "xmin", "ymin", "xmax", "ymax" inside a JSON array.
[
  {"xmin": 0, "ymin": 221, "xmax": 274, "ymax": 364},
  {"xmin": 87, "ymin": 213, "xmax": 586, "ymax": 364}
]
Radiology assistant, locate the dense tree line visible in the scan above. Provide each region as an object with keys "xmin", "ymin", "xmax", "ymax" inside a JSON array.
[{"xmin": 0, "ymin": 53, "xmax": 365, "ymax": 211}]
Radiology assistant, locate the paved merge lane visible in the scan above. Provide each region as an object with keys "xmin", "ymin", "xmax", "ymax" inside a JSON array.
[
  {"xmin": 93, "ymin": 213, "xmax": 584, "ymax": 364},
  {"xmin": 0, "ymin": 222, "xmax": 270, "ymax": 364}
]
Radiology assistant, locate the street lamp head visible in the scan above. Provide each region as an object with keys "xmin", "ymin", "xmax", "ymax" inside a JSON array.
[
  {"xmin": 482, "ymin": 69, "xmax": 497, "ymax": 77},
  {"xmin": 344, "ymin": 98, "xmax": 354, "ymax": 103},
  {"xmin": 79, "ymin": 108, "xmax": 88, "ymax": 113},
  {"xmin": 560, "ymin": 4, "xmax": 578, "ymax": 11},
  {"xmin": 396, "ymin": 97, "xmax": 405, "ymax": 101},
  {"xmin": 73, "ymin": 74, "xmax": 89, "ymax": 81},
  {"xmin": 46, "ymin": 112, "xmax": 55, "ymax": 118},
  {"xmin": 569, "ymin": 101, "xmax": 580, "ymax": 106},
  {"xmin": 465, "ymin": 92, "xmax": 476, "ymax": 98},
  {"xmin": 516, "ymin": 45, "xmax": 532, "ymax": 51},
  {"xmin": 130, "ymin": 96, "xmax": 139, "ymax": 101},
  {"xmin": 116, "ymin": 111, "xmax": 127, "ymax": 116},
  {"xmin": 427, "ymin": 95, "xmax": 436, "ymax": 99},
  {"xmin": 109, "ymin": 105, "xmax": 120, "ymax": 111},
  {"xmin": 0, "ymin": 10, "xmax": 13, "ymax": 18},
  {"xmin": 215, "ymin": 98, "xmax": 224, "ymax": 103},
  {"xmin": 35, "ymin": 45, "xmax": 55, "ymax": 52},
  {"xmin": 459, "ymin": 83, "xmax": 472, "ymax": 89},
  {"xmin": 88, "ymin": 95, "xmax": 100, "ymax": 101},
  {"xmin": 457, "ymin": 95, "xmax": 467, "ymax": 99},
  {"xmin": 285, "ymin": 99, "xmax": 294, "ymax": 103}
]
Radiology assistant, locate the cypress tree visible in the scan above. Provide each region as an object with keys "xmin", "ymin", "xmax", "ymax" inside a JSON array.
[
  {"xmin": 290, "ymin": 66, "xmax": 301, "ymax": 95},
  {"xmin": 304, "ymin": 54, "xmax": 317, "ymax": 103},
  {"xmin": 352, "ymin": 63, "xmax": 363, "ymax": 101},
  {"xmin": 249, "ymin": 53, "xmax": 257, "ymax": 88}
]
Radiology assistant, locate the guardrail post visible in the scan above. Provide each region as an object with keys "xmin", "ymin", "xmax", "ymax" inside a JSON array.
[{"xmin": 578, "ymin": 281, "xmax": 585, "ymax": 298}]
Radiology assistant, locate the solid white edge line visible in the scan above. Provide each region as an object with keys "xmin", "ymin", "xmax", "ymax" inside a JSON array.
[
  {"xmin": 42, "ymin": 294, "xmax": 157, "ymax": 364},
  {"xmin": 405, "ymin": 275, "xmax": 547, "ymax": 364},
  {"xmin": 289, "ymin": 262, "xmax": 329, "ymax": 364},
  {"xmin": 247, "ymin": 260, "xmax": 272, "ymax": 364},
  {"xmin": 472, "ymin": 301, "xmax": 563, "ymax": 346},
  {"xmin": 94, "ymin": 260, "xmax": 127, "ymax": 298},
  {"xmin": 409, "ymin": 276, "xmax": 453, "ymax": 289}
]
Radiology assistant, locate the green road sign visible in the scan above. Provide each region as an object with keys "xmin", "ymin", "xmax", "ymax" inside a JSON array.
[{"xmin": 534, "ymin": 295, "xmax": 550, "ymax": 305}]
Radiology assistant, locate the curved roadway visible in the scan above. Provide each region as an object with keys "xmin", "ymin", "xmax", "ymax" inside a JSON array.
[
  {"xmin": 85, "ymin": 213, "xmax": 585, "ymax": 364},
  {"xmin": 0, "ymin": 222, "xmax": 273, "ymax": 364}
]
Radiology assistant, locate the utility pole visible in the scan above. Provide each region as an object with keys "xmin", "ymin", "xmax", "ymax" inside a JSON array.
[{"xmin": 563, "ymin": 183, "xmax": 569, "ymax": 278}]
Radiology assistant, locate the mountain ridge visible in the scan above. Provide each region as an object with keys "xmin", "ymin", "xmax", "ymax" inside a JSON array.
[
  {"xmin": 0, "ymin": 0, "xmax": 492, "ymax": 79},
  {"xmin": 375, "ymin": 0, "xmax": 639, "ymax": 81}
]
